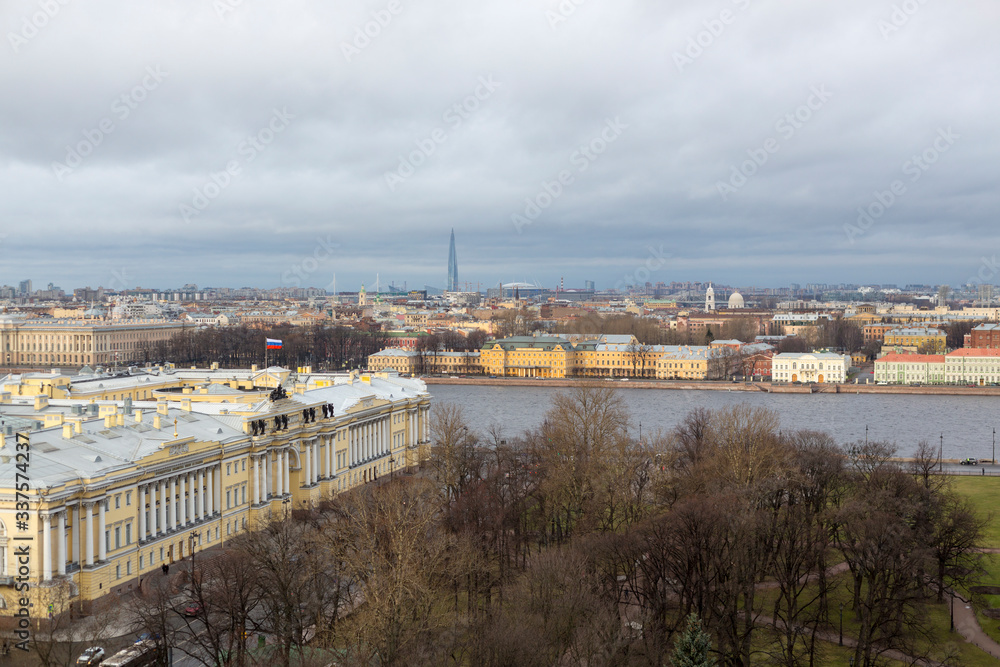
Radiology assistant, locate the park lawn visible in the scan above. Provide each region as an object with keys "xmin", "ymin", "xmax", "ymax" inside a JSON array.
[
  {"xmin": 754, "ymin": 568, "xmax": 998, "ymax": 666},
  {"xmin": 971, "ymin": 553, "xmax": 1000, "ymax": 648},
  {"xmin": 948, "ymin": 476, "xmax": 1000, "ymax": 548}
]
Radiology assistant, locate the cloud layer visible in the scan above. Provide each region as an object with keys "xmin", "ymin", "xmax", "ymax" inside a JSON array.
[{"xmin": 2, "ymin": 0, "xmax": 997, "ymax": 291}]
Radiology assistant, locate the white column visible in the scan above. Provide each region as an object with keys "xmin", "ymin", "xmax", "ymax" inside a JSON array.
[
  {"xmin": 276, "ymin": 450, "xmax": 284, "ymax": 496},
  {"xmin": 208, "ymin": 468, "xmax": 215, "ymax": 515},
  {"xmin": 74, "ymin": 504, "xmax": 82, "ymax": 567},
  {"xmin": 42, "ymin": 514, "xmax": 52, "ymax": 581},
  {"xmin": 263, "ymin": 452, "xmax": 270, "ymax": 499},
  {"xmin": 98, "ymin": 500, "xmax": 107, "ymax": 562},
  {"xmin": 200, "ymin": 469, "xmax": 207, "ymax": 518},
  {"xmin": 139, "ymin": 486, "xmax": 146, "ymax": 539},
  {"xmin": 170, "ymin": 477, "xmax": 177, "ymax": 531},
  {"xmin": 304, "ymin": 444, "xmax": 311, "ymax": 486},
  {"xmin": 188, "ymin": 473, "xmax": 196, "ymax": 522},
  {"xmin": 349, "ymin": 428, "xmax": 355, "ymax": 466},
  {"xmin": 158, "ymin": 481, "xmax": 167, "ymax": 534},
  {"xmin": 253, "ymin": 456, "xmax": 261, "ymax": 504},
  {"xmin": 283, "ymin": 451, "xmax": 290, "ymax": 492},
  {"xmin": 328, "ymin": 436, "xmax": 334, "ymax": 477},
  {"xmin": 148, "ymin": 484, "xmax": 157, "ymax": 537},
  {"xmin": 191, "ymin": 473, "xmax": 199, "ymax": 522},
  {"xmin": 312, "ymin": 441, "xmax": 319, "ymax": 484},
  {"xmin": 179, "ymin": 475, "xmax": 187, "ymax": 526},
  {"xmin": 84, "ymin": 503, "xmax": 94, "ymax": 567},
  {"xmin": 58, "ymin": 510, "xmax": 66, "ymax": 576}
]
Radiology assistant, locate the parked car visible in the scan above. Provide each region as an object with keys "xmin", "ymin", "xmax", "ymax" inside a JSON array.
[
  {"xmin": 960, "ymin": 457, "xmax": 979, "ymax": 465},
  {"xmin": 182, "ymin": 602, "xmax": 204, "ymax": 617},
  {"xmin": 76, "ymin": 647, "xmax": 106, "ymax": 666}
]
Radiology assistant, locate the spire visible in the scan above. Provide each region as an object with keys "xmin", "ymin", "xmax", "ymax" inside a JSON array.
[{"xmin": 447, "ymin": 229, "xmax": 458, "ymax": 292}]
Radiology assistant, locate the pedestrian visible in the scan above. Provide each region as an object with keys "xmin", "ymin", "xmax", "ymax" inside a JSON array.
[
  {"xmin": 983, "ymin": 467, "xmax": 986, "ymax": 476},
  {"xmin": 162, "ymin": 563, "xmax": 169, "ymax": 575}
]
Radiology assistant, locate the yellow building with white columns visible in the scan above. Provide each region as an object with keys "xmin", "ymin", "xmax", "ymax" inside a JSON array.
[{"xmin": 0, "ymin": 367, "xmax": 430, "ymax": 617}]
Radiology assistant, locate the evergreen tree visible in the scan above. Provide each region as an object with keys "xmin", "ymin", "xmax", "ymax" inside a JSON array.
[{"xmin": 670, "ymin": 613, "xmax": 717, "ymax": 667}]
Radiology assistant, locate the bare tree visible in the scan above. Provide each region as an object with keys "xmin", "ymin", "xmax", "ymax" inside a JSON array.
[
  {"xmin": 910, "ymin": 439, "xmax": 942, "ymax": 490},
  {"xmin": 429, "ymin": 402, "xmax": 483, "ymax": 503}
]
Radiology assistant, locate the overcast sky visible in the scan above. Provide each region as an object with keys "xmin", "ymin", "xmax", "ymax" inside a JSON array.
[{"xmin": 2, "ymin": 0, "xmax": 998, "ymax": 292}]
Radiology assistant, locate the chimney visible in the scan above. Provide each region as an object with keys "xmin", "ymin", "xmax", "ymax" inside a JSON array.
[
  {"xmin": 157, "ymin": 400, "xmax": 169, "ymax": 416},
  {"xmin": 62, "ymin": 423, "xmax": 74, "ymax": 439},
  {"xmin": 134, "ymin": 409, "xmax": 143, "ymax": 423},
  {"xmin": 104, "ymin": 414, "xmax": 115, "ymax": 429},
  {"xmin": 153, "ymin": 414, "xmax": 162, "ymax": 430},
  {"xmin": 181, "ymin": 398, "xmax": 192, "ymax": 412},
  {"xmin": 73, "ymin": 420, "xmax": 82, "ymax": 434},
  {"xmin": 34, "ymin": 395, "xmax": 49, "ymax": 411}
]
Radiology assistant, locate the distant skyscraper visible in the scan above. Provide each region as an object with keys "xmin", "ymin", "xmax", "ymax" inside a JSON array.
[{"xmin": 447, "ymin": 229, "xmax": 458, "ymax": 292}]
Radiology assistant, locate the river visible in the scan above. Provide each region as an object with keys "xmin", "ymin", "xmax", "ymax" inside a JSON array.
[{"xmin": 427, "ymin": 384, "xmax": 1000, "ymax": 461}]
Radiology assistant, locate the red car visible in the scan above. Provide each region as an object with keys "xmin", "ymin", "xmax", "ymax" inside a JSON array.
[{"xmin": 182, "ymin": 602, "xmax": 203, "ymax": 617}]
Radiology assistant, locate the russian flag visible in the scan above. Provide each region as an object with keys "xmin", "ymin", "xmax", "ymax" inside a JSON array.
[{"xmin": 266, "ymin": 338, "xmax": 283, "ymax": 350}]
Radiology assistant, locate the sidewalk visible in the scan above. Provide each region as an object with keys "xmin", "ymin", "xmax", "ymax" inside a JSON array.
[{"xmin": 950, "ymin": 591, "xmax": 1000, "ymax": 660}]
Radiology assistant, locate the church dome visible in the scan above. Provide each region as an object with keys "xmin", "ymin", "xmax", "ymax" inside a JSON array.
[{"xmin": 728, "ymin": 292, "xmax": 745, "ymax": 309}]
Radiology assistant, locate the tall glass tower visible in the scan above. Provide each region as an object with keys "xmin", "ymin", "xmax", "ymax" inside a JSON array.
[{"xmin": 447, "ymin": 229, "xmax": 458, "ymax": 292}]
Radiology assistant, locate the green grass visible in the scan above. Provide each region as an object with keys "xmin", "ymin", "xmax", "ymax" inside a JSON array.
[
  {"xmin": 948, "ymin": 476, "xmax": 1000, "ymax": 548},
  {"xmin": 754, "ymin": 563, "xmax": 1000, "ymax": 665}
]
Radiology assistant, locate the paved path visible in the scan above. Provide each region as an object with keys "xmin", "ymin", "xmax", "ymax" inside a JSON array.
[
  {"xmin": 950, "ymin": 590, "xmax": 1000, "ymax": 660},
  {"xmin": 755, "ymin": 611, "xmax": 944, "ymax": 667}
]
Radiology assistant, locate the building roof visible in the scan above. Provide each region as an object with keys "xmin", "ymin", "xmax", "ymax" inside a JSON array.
[
  {"xmin": 946, "ymin": 348, "xmax": 1000, "ymax": 358},
  {"xmin": 876, "ymin": 353, "xmax": 946, "ymax": 364}
]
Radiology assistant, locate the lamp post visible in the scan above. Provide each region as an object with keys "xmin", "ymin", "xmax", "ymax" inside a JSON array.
[
  {"xmin": 993, "ymin": 427, "xmax": 995, "ymax": 465},
  {"xmin": 939, "ymin": 433, "xmax": 944, "ymax": 472},
  {"xmin": 839, "ymin": 602, "xmax": 844, "ymax": 646},
  {"xmin": 950, "ymin": 590, "xmax": 955, "ymax": 631},
  {"xmin": 389, "ymin": 455, "xmax": 395, "ymax": 481}
]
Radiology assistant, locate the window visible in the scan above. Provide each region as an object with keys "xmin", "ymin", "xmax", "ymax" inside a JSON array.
[
  {"xmin": 242, "ymin": 459, "xmax": 246, "ymax": 471},
  {"xmin": 115, "ymin": 527, "xmax": 121, "ymax": 549},
  {"xmin": 140, "ymin": 554, "xmax": 144, "ymax": 568},
  {"xmin": 116, "ymin": 564, "xmax": 121, "ymax": 579},
  {"xmin": 125, "ymin": 523, "xmax": 132, "ymax": 545},
  {"xmin": 227, "ymin": 463, "xmax": 231, "ymax": 475},
  {"xmin": 105, "ymin": 531, "xmax": 110, "ymax": 552},
  {"xmin": 127, "ymin": 560, "xmax": 132, "ymax": 575},
  {"xmin": 126, "ymin": 492, "xmax": 132, "ymax": 506},
  {"xmin": 226, "ymin": 490, "xmax": 231, "ymax": 509}
]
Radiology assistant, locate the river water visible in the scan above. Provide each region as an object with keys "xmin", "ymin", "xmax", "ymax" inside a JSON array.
[{"xmin": 428, "ymin": 384, "xmax": 1000, "ymax": 461}]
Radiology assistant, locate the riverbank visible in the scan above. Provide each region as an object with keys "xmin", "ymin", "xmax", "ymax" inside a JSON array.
[{"xmin": 422, "ymin": 376, "xmax": 1000, "ymax": 396}]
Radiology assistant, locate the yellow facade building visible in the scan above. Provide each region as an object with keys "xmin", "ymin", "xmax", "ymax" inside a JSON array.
[
  {"xmin": 0, "ymin": 366, "xmax": 430, "ymax": 614},
  {"xmin": 883, "ymin": 327, "xmax": 947, "ymax": 352},
  {"xmin": 0, "ymin": 317, "xmax": 188, "ymax": 368},
  {"xmin": 368, "ymin": 335, "xmax": 737, "ymax": 381}
]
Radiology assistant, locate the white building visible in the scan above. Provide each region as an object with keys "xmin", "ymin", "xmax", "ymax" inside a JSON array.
[{"xmin": 771, "ymin": 352, "xmax": 850, "ymax": 384}]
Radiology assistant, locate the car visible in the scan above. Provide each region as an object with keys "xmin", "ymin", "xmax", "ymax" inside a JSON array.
[
  {"xmin": 135, "ymin": 632, "xmax": 161, "ymax": 644},
  {"xmin": 76, "ymin": 647, "xmax": 106, "ymax": 666},
  {"xmin": 182, "ymin": 602, "xmax": 204, "ymax": 617},
  {"xmin": 960, "ymin": 457, "xmax": 979, "ymax": 465}
]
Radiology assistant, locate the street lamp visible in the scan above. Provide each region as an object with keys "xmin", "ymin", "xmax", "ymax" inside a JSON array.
[
  {"xmin": 839, "ymin": 602, "xmax": 844, "ymax": 646},
  {"xmin": 950, "ymin": 590, "xmax": 955, "ymax": 631},
  {"xmin": 939, "ymin": 433, "xmax": 944, "ymax": 472},
  {"xmin": 993, "ymin": 427, "xmax": 995, "ymax": 465},
  {"xmin": 389, "ymin": 455, "xmax": 395, "ymax": 480}
]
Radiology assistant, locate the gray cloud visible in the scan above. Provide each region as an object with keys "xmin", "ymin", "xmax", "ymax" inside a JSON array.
[{"xmin": 1, "ymin": 0, "xmax": 998, "ymax": 291}]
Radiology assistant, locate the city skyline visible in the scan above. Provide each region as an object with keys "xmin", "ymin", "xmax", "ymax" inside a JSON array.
[{"xmin": 2, "ymin": 2, "xmax": 998, "ymax": 290}]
